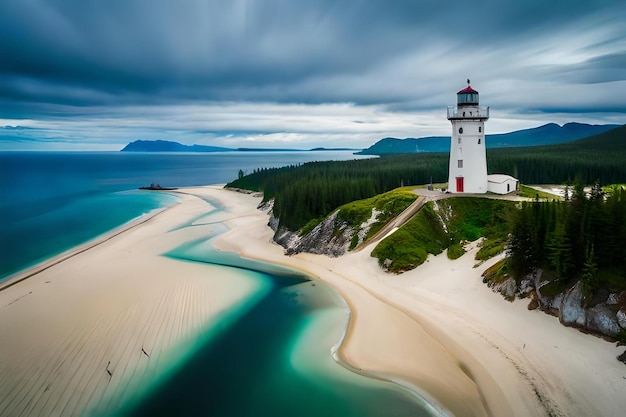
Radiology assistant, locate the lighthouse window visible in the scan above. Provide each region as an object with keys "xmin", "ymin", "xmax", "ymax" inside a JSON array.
[
  {"xmin": 458, "ymin": 127, "xmax": 463, "ymax": 134},
  {"xmin": 478, "ymin": 138, "xmax": 481, "ymax": 144},
  {"xmin": 478, "ymin": 126, "xmax": 482, "ymax": 133},
  {"xmin": 458, "ymin": 137, "xmax": 462, "ymax": 144},
  {"xmin": 458, "ymin": 160, "xmax": 463, "ymax": 168}
]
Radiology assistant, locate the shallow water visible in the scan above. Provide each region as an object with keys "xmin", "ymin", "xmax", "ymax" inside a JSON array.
[
  {"xmin": 125, "ymin": 237, "xmax": 437, "ymax": 417},
  {"xmin": 2, "ymin": 151, "xmax": 439, "ymax": 416},
  {"xmin": 0, "ymin": 150, "xmax": 369, "ymax": 279}
]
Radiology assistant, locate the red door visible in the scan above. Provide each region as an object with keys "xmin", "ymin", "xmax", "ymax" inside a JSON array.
[{"xmin": 456, "ymin": 177, "xmax": 464, "ymax": 192}]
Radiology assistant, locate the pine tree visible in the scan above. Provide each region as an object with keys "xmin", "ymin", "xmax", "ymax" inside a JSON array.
[
  {"xmin": 581, "ymin": 247, "xmax": 598, "ymax": 307},
  {"xmin": 546, "ymin": 221, "xmax": 574, "ymax": 282}
]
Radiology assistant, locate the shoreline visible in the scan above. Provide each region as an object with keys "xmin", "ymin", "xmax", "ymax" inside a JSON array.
[
  {"xmin": 1, "ymin": 185, "xmax": 624, "ymax": 417},
  {"xmin": 0, "ymin": 189, "xmax": 268, "ymax": 417},
  {"xmin": 0, "ymin": 205, "xmax": 173, "ymax": 291},
  {"xmin": 203, "ymin": 186, "xmax": 626, "ymax": 417}
]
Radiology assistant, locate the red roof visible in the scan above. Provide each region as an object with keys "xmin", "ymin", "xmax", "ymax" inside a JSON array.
[{"xmin": 457, "ymin": 86, "xmax": 478, "ymax": 94}]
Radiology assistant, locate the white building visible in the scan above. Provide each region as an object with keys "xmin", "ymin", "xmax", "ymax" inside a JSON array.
[
  {"xmin": 447, "ymin": 81, "xmax": 517, "ymax": 195},
  {"xmin": 487, "ymin": 174, "xmax": 519, "ymax": 194}
]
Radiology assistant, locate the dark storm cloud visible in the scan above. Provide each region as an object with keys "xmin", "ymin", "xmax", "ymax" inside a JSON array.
[
  {"xmin": 0, "ymin": 1, "xmax": 624, "ymax": 149},
  {"xmin": 1, "ymin": 0, "xmax": 622, "ymax": 108}
]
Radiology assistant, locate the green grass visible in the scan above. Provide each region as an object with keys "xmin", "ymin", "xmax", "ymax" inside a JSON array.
[
  {"xmin": 372, "ymin": 197, "xmax": 516, "ymax": 273},
  {"xmin": 476, "ymin": 238, "xmax": 506, "ymax": 261},
  {"xmin": 518, "ymin": 184, "xmax": 562, "ymax": 200},
  {"xmin": 447, "ymin": 243, "xmax": 465, "ymax": 260},
  {"xmin": 336, "ymin": 189, "xmax": 417, "ymax": 225},
  {"xmin": 300, "ymin": 217, "xmax": 324, "ymax": 236},
  {"xmin": 334, "ymin": 189, "xmax": 418, "ymax": 249},
  {"xmin": 482, "ymin": 258, "xmax": 508, "ymax": 285},
  {"xmin": 371, "ymin": 203, "xmax": 447, "ymax": 273}
]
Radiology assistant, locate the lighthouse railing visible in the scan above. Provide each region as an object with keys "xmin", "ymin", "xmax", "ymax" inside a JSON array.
[{"xmin": 447, "ymin": 106, "xmax": 489, "ymax": 119}]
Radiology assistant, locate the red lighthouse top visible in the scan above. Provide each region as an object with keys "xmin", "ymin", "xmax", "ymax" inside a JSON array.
[
  {"xmin": 457, "ymin": 79, "xmax": 479, "ymax": 106},
  {"xmin": 457, "ymin": 85, "xmax": 478, "ymax": 94}
]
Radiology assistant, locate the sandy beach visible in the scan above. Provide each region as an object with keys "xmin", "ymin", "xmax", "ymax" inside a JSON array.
[
  {"xmin": 0, "ymin": 190, "xmax": 268, "ymax": 416},
  {"xmin": 206, "ymin": 186, "xmax": 626, "ymax": 417},
  {"xmin": 1, "ymin": 185, "xmax": 625, "ymax": 417}
]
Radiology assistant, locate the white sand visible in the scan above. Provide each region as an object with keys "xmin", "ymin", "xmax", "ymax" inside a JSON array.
[
  {"xmin": 202, "ymin": 186, "xmax": 626, "ymax": 417},
  {"xmin": 2, "ymin": 185, "xmax": 625, "ymax": 417},
  {"xmin": 0, "ymin": 190, "xmax": 268, "ymax": 417}
]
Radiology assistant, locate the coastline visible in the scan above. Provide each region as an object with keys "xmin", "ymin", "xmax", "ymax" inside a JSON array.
[
  {"xmin": 1, "ymin": 185, "xmax": 624, "ymax": 417},
  {"xmin": 0, "ymin": 206, "xmax": 171, "ymax": 291},
  {"xmin": 0, "ymin": 190, "xmax": 269, "ymax": 416},
  {"xmin": 203, "ymin": 186, "xmax": 626, "ymax": 417}
]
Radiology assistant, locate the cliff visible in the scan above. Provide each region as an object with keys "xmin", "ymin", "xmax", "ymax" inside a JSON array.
[
  {"xmin": 485, "ymin": 267, "xmax": 626, "ymax": 349},
  {"xmin": 268, "ymin": 189, "xmax": 419, "ymax": 257},
  {"xmin": 266, "ymin": 188, "xmax": 626, "ymax": 360},
  {"xmin": 271, "ymin": 206, "xmax": 386, "ymax": 257}
]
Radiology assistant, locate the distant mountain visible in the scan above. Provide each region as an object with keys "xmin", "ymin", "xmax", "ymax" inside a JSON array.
[
  {"xmin": 121, "ymin": 140, "xmax": 233, "ymax": 152},
  {"xmin": 356, "ymin": 123, "xmax": 621, "ymax": 155},
  {"xmin": 487, "ymin": 122, "xmax": 621, "ymax": 147},
  {"xmin": 563, "ymin": 124, "xmax": 626, "ymax": 148},
  {"xmin": 120, "ymin": 140, "xmax": 362, "ymax": 153}
]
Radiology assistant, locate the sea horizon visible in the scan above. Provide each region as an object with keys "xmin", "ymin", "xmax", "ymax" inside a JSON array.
[
  {"xmin": 0, "ymin": 150, "xmax": 372, "ymax": 280},
  {"xmin": 0, "ymin": 151, "xmax": 436, "ymax": 417}
]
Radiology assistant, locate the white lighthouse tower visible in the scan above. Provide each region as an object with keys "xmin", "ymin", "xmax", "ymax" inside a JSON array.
[{"xmin": 447, "ymin": 80, "xmax": 489, "ymax": 193}]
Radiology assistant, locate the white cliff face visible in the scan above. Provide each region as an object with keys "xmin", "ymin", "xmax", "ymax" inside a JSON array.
[
  {"xmin": 356, "ymin": 208, "xmax": 382, "ymax": 248},
  {"xmin": 271, "ymin": 207, "xmax": 385, "ymax": 257},
  {"xmin": 286, "ymin": 210, "xmax": 354, "ymax": 257}
]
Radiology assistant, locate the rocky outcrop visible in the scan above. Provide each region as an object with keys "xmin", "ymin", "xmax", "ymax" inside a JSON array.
[
  {"xmin": 490, "ymin": 277, "xmax": 517, "ymax": 301},
  {"xmin": 587, "ymin": 304, "xmax": 621, "ymax": 337},
  {"xmin": 560, "ymin": 281, "xmax": 586, "ymax": 327},
  {"xmin": 270, "ymin": 206, "xmax": 383, "ymax": 257},
  {"xmin": 617, "ymin": 309, "xmax": 626, "ymax": 329},
  {"xmin": 285, "ymin": 210, "xmax": 354, "ymax": 257},
  {"xmin": 270, "ymin": 215, "xmax": 302, "ymax": 253},
  {"xmin": 488, "ymin": 269, "xmax": 626, "ymax": 341}
]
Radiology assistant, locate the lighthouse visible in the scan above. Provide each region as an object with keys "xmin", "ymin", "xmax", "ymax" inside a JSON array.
[{"xmin": 446, "ymin": 80, "xmax": 489, "ymax": 193}]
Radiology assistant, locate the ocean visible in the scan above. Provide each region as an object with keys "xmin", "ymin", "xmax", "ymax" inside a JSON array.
[
  {"xmin": 0, "ymin": 151, "xmax": 438, "ymax": 416},
  {"xmin": 0, "ymin": 151, "xmax": 368, "ymax": 280}
]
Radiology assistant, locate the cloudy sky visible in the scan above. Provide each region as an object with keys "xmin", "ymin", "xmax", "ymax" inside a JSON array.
[{"xmin": 1, "ymin": 0, "xmax": 625, "ymax": 150}]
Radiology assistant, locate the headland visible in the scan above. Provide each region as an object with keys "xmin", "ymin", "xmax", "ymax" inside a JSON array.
[{"xmin": 1, "ymin": 186, "xmax": 623, "ymax": 417}]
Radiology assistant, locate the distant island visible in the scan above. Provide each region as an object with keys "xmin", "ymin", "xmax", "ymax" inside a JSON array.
[
  {"xmin": 356, "ymin": 122, "xmax": 620, "ymax": 155},
  {"xmin": 120, "ymin": 123, "xmax": 621, "ymax": 155},
  {"xmin": 120, "ymin": 140, "xmax": 360, "ymax": 153},
  {"xmin": 139, "ymin": 183, "xmax": 178, "ymax": 191}
]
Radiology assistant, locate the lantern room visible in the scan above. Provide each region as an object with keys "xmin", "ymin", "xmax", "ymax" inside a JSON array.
[{"xmin": 457, "ymin": 85, "xmax": 479, "ymax": 106}]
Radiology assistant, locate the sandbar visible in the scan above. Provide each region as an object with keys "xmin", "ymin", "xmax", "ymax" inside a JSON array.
[
  {"xmin": 203, "ymin": 186, "xmax": 626, "ymax": 417},
  {"xmin": 2, "ymin": 185, "xmax": 625, "ymax": 417},
  {"xmin": 0, "ymin": 190, "xmax": 266, "ymax": 416}
]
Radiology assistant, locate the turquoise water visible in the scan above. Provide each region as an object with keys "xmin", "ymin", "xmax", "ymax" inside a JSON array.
[
  {"xmin": 1, "ymin": 151, "xmax": 439, "ymax": 416},
  {"xmin": 0, "ymin": 151, "xmax": 369, "ymax": 279},
  {"xmin": 125, "ymin": 232, "xmax": 438, "ymax": 417}
]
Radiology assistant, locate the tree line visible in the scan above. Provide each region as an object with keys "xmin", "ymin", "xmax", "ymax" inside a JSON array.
[
  {"xmin": 226, "ymin": 125, "xmax": 625, "ymax": 232},
  {"xmin": 227, "ymin": 154, "xmax": 448, "ymax": 231},
  {"xmin": 507, "ymin": 184, "xmax": 626, "ymax": 299}
]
